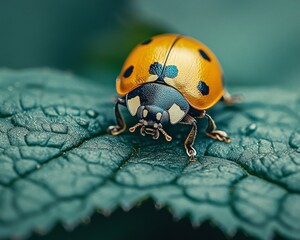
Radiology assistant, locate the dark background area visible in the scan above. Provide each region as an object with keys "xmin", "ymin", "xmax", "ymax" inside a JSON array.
[
  {"xmin": 1, "ymin": 0, "xmax": 300, "ymax": 89},
  {"xmin": 0, "ymin": 0, "xmax": 164, "ymax": 77},
  {"xmin": 30, "ymin": 200, "xmax": 280, "ymax": 240},
  {"xmin": 0, "ymin": 0, "xmax": 299, "ymax": 239}
]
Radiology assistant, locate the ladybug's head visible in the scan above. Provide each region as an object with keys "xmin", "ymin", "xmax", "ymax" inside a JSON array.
[
  {"xmin": 126, "ymin": 82, "xmax": 190, "ymax": 141},
  {"xmin": 129, "ymin": 105, "xmax": 172, "ymax": 141}
]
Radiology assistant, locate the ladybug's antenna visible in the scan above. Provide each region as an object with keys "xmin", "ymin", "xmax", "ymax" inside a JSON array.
[
  {"xmin": 158, "ymin": 127, "xmax": 172, "ymax": 142},
  {"xmin": 129, "ymin": 122, "xmax": 143, "ymax": 133}
]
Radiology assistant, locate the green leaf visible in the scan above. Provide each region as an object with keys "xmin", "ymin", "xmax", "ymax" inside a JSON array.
[{"xmin": 0, "ymin": 69, "xmax": 299, "ymax": 239}]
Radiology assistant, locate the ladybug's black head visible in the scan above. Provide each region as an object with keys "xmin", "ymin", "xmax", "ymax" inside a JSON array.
[
  {"xmin": 129, "ymin": 105, "xmax": 172, "ymax": 141},
  {"xmin": 126, "ymin": 82, "xmax": 190, "ymax": 141}
]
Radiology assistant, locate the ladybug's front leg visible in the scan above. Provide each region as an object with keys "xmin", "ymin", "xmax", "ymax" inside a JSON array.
[
  {"xmin": 204, "ymin": 113, "xmax": 231, "ymax": 143},
  {"xmin": 108, "ymin": 97, "xmax": 126, "ymax": 135},
  {"xmin": 179, "ymin": 114, "xmax": 198, "ymax": 162}
]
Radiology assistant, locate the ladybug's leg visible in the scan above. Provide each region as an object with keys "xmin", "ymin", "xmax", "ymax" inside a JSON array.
[
  {"xmin": 204, "ymin": 113, "xmax": 231, "ymax": 142},
  {"xmin": 179, "ymin": 114, "xmax": 198, "ymax": 162},
  {"xmin": 108, "ymin": 97, "xmax": 126, "ymax": 135},
  {"xmin": 221, "ymin": 89, "xmax": 242, "ymax": 105}
]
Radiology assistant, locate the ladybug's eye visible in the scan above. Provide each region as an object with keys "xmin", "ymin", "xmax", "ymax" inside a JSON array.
[
  {"xmin": 142, "ymin": 109, "xmax": 148, "ymax": 118},
  {"xmin": 156, "ymin": 112, "xmax": 162, "ymax": 121},
  {"xmin": 199, "ymin": 49, "xmax": 211, "ymax": 62}
]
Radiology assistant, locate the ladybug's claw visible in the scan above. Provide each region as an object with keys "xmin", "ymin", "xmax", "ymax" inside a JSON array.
[
  {"xmin": 186, "ymin": 146, "xmax": 197, "ymax": 162},
  {"xmin": 204, "ymin": 113, "xmax": 231, "ymax": 143},
  {"xmin": 108, "ymin": 125, "xmax": 125, "ymax": 135},
  {"xmin": 189, "ymin": 155, "xmax": 196, "ymax": 162},
  {"xmin": 206, "ymin": 130, "xmax": 231, "ymax": 143}
]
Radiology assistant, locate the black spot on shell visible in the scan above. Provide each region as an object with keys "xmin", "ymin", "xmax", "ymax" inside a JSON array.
[
  {"xmin": 165, "ymin": 65, "xmax": 178, "ymax": 78},
  {"xmin": 149, "ymin": 62, "xmax": 163, "ymax": 75},
  {"xmin": 199, "ymin": 49, "xmax": 211, "ymax": 62},
  {"xmin": 141, "ymin": 38, "xmax": 152, "ymax": 45},
  {"xmin": 123, "ymin": 65, "xmax": 134, "ymax": 78},
  {"xmin": 198, "ymin": 81, "xmax": 209, "ymax": 95}
]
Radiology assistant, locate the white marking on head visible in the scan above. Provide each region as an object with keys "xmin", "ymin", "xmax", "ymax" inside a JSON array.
[
  {"xmin": 127, "ymin": 96, "xmax": 141, "ymax": 116},
  {"xmin": 153, "ymin": 123, "xmax": 158, "ymax": 128},
  {"xmin": 142, "ymin": 109, "xmax": 148, "ymax": 118},
  {"xmin": 147, "ymin": 75, "xmax": 158, "ymax": 82},
  {"xmin": 156, "ymin": 112, "xmax": 162, "ymax": 121},
  {"xmin": 168, "ymin": 104, "xmax": 186, "ymax": 124}
]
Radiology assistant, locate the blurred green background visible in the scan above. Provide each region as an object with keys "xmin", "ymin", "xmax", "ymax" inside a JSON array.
[
  {"xmin": 0, "ymin": 0, "xmax": 299, "ymax": 239},
  {"xmin": 1, "ymin": 0, "xmax": 299, "ymax": 90}
]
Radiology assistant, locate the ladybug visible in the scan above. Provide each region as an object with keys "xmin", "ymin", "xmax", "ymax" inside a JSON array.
[{"xmin": 108, "ymin": 34, "xmax": 239, "ymax": 161}]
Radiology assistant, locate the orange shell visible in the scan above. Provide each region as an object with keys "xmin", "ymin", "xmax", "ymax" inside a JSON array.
[{"xmin": 116, "ymin": 34, "xmax": 224, "ymax": 110}]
